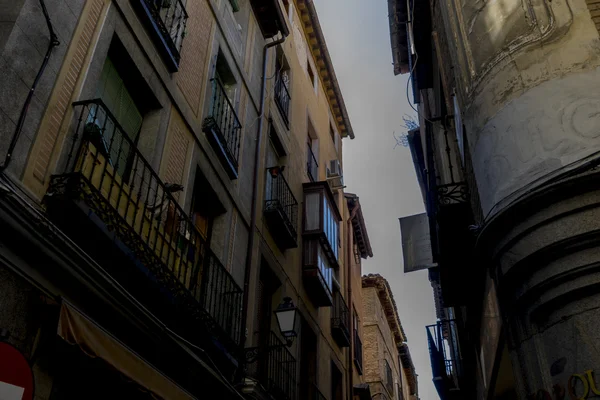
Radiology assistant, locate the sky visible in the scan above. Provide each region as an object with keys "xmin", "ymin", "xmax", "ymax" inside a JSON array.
[{"xmin": 312, "ymin": 1, "xmax": 439, "ymax": 399}]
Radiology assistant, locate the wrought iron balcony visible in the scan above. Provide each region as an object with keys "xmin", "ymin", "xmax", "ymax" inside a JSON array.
[
  {"xmin": 134, "ymin": 0, "xmax": 188, "ymax": 71},
  {"xmin": 426, "ymin": 320, "xmax": 462, "ymax": 399},
  {"xmin": 46, "ymin": 99, "xmax": 243, "ymax": 351},
  {"xmin": 306, "ymin": 144, "xmax": 318, "ymax": 182},
  {"xmin": 203, "ymin": 79, "xmax": 242, "ymax": 179},
  {"xmin": 264, "ymin": 170, "xmax": 298, "ymax": 249},
  {"xmin": 245, "ymin": 331, "xmax": 297, "ymax": 400},
  {"xmin": 331, "ymin": 290, "xmax": 350, "ymax": 347},
  {"xmin": 274, "ymin": 72, "xmax": 290, "ymax": 127},
  {"xmin": 354, "ymin": 329, "xmax": 363, "ymax": 375}
]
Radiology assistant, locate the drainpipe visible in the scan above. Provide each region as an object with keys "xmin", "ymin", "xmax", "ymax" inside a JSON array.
[
  {"xmin": 347, "ymin": 201, "xmax": 359, "ymax": 398},
  {"xmin": 0, "ymin": 0, "xmax": 59, "ymax": 172},
  {"xmin": 239, "ymin": 32, "xmax": 287, "ymax": 358}
]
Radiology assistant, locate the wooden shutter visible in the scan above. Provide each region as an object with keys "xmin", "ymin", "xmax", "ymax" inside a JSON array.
[{"xmin": 96, "ymin": 57, "xmax": 143, "ymax": 139}]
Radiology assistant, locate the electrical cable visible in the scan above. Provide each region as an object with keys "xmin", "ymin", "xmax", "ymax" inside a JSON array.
[{"xmin": 0, "ymin": 0, "xmax": 60, "ymax": 171}]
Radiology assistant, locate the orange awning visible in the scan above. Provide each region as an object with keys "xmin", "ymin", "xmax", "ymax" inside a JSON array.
[{"xmin": 57, "ymin": 302, "xmax": 195, "ymax": 400}]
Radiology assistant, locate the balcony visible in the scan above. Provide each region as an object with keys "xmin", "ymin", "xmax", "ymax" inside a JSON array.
[
  {"xmin": 426, "ymin": 320, "xmax": 462, "ymax": 399},
  {"xmin": 245, "ymin": 331, "xmax": 297, "ymax": 400},
  {"xmin": 264, "ymin": 170, "xmax": 298, "ymax": 249},
  {"xmin": 303, "ymin": 182, "xmax": 340, "ymax": 267},
  {"xmin": 302, "ymin": 182, "xmax": 341, "ymax": 307},
  {"xmin": 331, "ymin": 290, "xmax": 350, "ymax": 347},
  {"xmin": 306, "ymin": 144, "xmax": 318, "ymax": 182},
  {"xmin": 203, "ymin": 79, "xmax": 242, "ymax": 179},
  {"xmin": 274, "ymin": 72, "xmax": 290, "ymax": 127},
  {"xmin": 45, "ymin": 99, "xmax": 243, "ymax": 357},
  {"xmin": 133, "ymin": 0, "xmax": 188, "ymax": 72},
  {"xmin": 354, "ymin": 329, "xmax": 363, "ymax": 375}
]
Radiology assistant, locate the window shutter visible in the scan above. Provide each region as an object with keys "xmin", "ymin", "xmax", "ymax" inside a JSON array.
[{"xmin": 96, "ymin": 57, "xmax": 143, "ymax": 140}]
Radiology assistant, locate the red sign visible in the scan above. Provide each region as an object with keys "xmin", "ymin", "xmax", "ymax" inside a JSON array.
[{"xmin": 0, "ymin": 343, "xmax": 33, "ymax": 400}]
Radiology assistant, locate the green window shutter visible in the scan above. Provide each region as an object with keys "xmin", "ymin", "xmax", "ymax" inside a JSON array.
[
  {"xmin": 96, "ymin": 57, "xmax": 143, "ymax": 140},
  {"xmin": 229, "ymin": 0, "xmax": 240, "ymax": 12}
]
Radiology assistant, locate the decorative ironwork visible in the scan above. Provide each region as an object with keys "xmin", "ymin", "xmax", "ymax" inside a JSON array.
[
  {"xmin": 437, "ymin": 182, "xmax": 468, "ymax": 206},
  {"xmin": 245, "ymin": 331, "xmax": 297, "ymax": 400},
  {"xmin": 274, "ymin": 68, "xmax": 291, "ymax": 127},
  {"xmin": 306, "ymin": 144, "xmax": 318, "ymax": 182},
  {"xmin": 203, "ymin": 78, "xmax": 242, "ymax": 177},
  {"xmin": 47, "ymin": 99, "xmax": 243, "ymax": 350},
  {"xmin": 331, "ymin": 290, "xmax": 350, "ymax": 347},
  {"xmin": 265, "ymin": 171, "xmax": 298, "ymax": 243},
  {"xmin": 141, "ymin": 0, "xmax": 188, "ymax": 66}
]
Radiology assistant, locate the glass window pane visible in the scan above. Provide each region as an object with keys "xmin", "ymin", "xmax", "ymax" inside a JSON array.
[{"xmin": 305, "ymin": 192, "xmax": 320, "ymax": 230}]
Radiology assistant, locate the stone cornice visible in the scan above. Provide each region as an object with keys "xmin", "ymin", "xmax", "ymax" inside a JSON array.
[{"xmin": 294, "ymin": 0, "xmax": 355, "ymax": 139}]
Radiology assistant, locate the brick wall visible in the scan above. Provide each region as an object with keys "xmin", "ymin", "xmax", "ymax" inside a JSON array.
[{"xmin": 176, "ymin": 0, "xmax": 213, "ymax": 116}]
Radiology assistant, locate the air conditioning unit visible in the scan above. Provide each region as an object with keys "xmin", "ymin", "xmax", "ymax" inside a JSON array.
[{"xmin": 326, "ymin": 159, "xmax": 345, "ymax": 190}]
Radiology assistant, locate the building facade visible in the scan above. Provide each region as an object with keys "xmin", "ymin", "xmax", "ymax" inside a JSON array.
[
  {"xmin": 361, "ymin": 274, "xmax": 419, "ymax": 400},
  {"xmin": 390, "ymin": 0, "xmax": 600, "ymax": 396},
  {"xmin": 0, "ymin": 0, "xmax": 371, "ymax": 399}
]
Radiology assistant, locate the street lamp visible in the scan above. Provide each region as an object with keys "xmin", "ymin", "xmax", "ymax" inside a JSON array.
[{"xmin": 274, "ymin": 297, "xmax": 298, "ymax": 346}]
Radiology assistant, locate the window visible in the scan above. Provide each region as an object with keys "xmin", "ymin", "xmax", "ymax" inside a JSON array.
[
  {"xmin": 331, "ymin": 362, "xmax": 343, "ymax": 400},
  {"xmin": 90, "ymin": 38, "xmax": 159, "ymax": 180},
  {"xmin": 306, "ymin": 119, "xmax": 319, "ymax": 181},
  {"xmin": 216, "ymin": 50, "xmax": 238, "ymax": 106},
  {"xmin": 385, "ymin": 360, "xmax": 393, "ymax": 395},
  {"xmin": 307, "ymin": 58, "xmax": 316, "ymax": 89},
  {"xmin": 190, "ymin": 167, "xmax": 225, "ymax": 241},
  {"xmin": 353, "ymin": 307, "xmax": 363, "ymax": 374},
  {"xmin": 397, "ymin": 383, "xmax": 404, "ymax": 400},
  {"xmin": 330, "ymin": 122, "xmax": 340, "ymax": 153},
  {"xmin": 300, "ymin": 320, "xmax": 318, "ymax": 400},
  {"xmin": 303, "ymin": 183, "xmax": 340, "ymax": 261},
  {"xmin": 275, "ymin": 49, "xmax": 291, "ymax": 125},
  {"xmin": 329, "ymin": 123, "xmax": 336, "ymax": 143},
  {"xmin": 204, "ymin": 49, "xmax": 242, "ymax": 178}
]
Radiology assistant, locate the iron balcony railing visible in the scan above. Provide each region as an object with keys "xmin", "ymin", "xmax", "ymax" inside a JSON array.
[
  {"xmin": 274, "ymin": 71, "xmax": 290, "ymax": 126},
  {"xmin": 143, "ymin": 0, "xmax": 188, "ymax": 65},
  {"xmin": 54, "ymin": 98, "xmax": 243, "ymax": 347},
  {"xmin": 204, "ymin": 79, "xmax": 242, "ymax": 176},
  {"xmin": 265, "ymin": 172, "xmax": 298, "ymax": 239},
  {"xmin": 306, "ymin": 144, "xmax": 318, "ymax": 182},
  {"xmin": 201, "ymin": 250, "xmax": 243, "ymax": 344},
  {"xmin": 331, "ymin": 290, "xmax": 350, "ymax": 345},
  {"xmin": 354, "ymin": 328, "xmax": 363, "ymax": 374},
  {"xmin": 426, "ymin": 320, "xmax": 462, "ymax": 393},
  {"xmin": 246, "ymin": 331, "xmax": 297, "ymax": 400}
]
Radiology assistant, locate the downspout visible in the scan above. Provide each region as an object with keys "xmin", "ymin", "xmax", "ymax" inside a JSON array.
[
  {"xmin": 0, "ymin": 0, "xmax": 60, "ymax": 171},
  {"xmin": 240, "ymin": 32, "xmax": 287, "ymax": 354},
  {"xmin": 346, "ymin": 202, "xmax": 359, "ymax": 398}
]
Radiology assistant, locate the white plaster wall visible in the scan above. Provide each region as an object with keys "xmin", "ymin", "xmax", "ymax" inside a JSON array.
[{"xmin": 449, "ymin": 0, "xmax": 600, "ymax": 215}]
